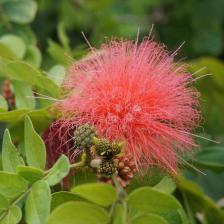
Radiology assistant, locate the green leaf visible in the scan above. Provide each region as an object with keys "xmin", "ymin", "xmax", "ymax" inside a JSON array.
[
  {"xmin": 6, "ymin": 61, "xmax": 60, "ymax": 97},
  {"xmin": 2, "ymin": 108, "xmax": 52, "ymax": 143},
  {"xmin": 0, "ymin": 35, "xmax": 26, "ymax": 59},
  {"xmin": 0, "ymin": 193, "xmax": 9, "ymax": 212},
  {"xmin": 47, "ymin": 39, "xmax": 72, "ymax": 66},
  {"xmin": 71, "ymin": 183, "xmax": 116, "ymax": 207},
  {"xmin": 24, "ymin": 45, "xmax": 42, "ymax": 68},
  {"xmin": 0, "ymin": 109, "xmax": 29, "ymax": 123},
  {"xmin": 0, "ymin": 95, "xmax": 8, "ymax": 112},
  {"xmin": 47, "ymin": 65, "xmax": 65, "ymax": 85},
  {"xmin": 0, "ymin": 108, "xmax": 51, "ymax": 129},
  {"xmin": 25, "ymin": 180, "xmax": 51, "ymax": 224},
  {"xmin": 57, "ymin": 22, "xmax": 70, "ymax": 50},
  {"xmin": 45, "ymin": 155, "xmax": 70, "ymax": 186},
  {"xmin": 51, "ymin": 192, "xmax": 85, "ymax": 211},
  {"xmin": 0, "ymin": 205, "xmax": 22, "ymax": 224},
  {"xmin": 0, "ymin": 172, "xmax": 28, "ymax": 200},
  {"xmin": 2, "ymin": 129, "xmax": 24, "ymax": 172},
  {"xmin": 193, "ymin": 146, "xmax": 224, "ymax": 171},
  {"xmin": 0, "ymin": 155, "xmax": 2, "ymax": 170},
  {"xmin": 5, "ymin": 61, "xmax": 42, "ymax": 84},
  {"xmin": 127, "ymin": 168, "xmax": 167, "ymax": 192},
  {"xmin": 127, "ymin": 187, "xmax": 183, "ymax": 224},
  {"xmin": 2, "ymin": 0, "xmax": 37, "ymax": 24},
  {"xmin": 131, "ymin": 214, "xmax": 168, "ymax": 224},
  {"xmin": 153, "ymin": 176, "xmax": 176, "ymax": 194},
  {"xmin": 0, "ymin": 43, "xmax": 16, "ymax": 59},
  {"xmin": 47, "ymin": 201, "xmax": 109, "ymax": 224},
  {"xmin": 24, "ymin": 116, "xmax": 46, "ymax": 170},
  {"xmin": 177, "ymin": 176, "xmax": 224, "ymax": 224},
  {"xmin": 16, "ymin": 166, "xmax": 45, "ymax": 183},
  {"xmin": 12, "ymin": 80, "xmax": 35, "ymax": 109},
  {"xmin": 36, "ymin": 75, "xmax": 60, "ymax": 98}
]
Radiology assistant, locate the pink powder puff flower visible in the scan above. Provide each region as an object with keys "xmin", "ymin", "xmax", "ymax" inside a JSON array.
[{"xmin": 57, "ymin": 38, "xmax": 200, "ymax": 173}]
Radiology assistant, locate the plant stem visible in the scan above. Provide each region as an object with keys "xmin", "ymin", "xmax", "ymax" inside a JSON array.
[
  {"xmin": 110, "ymin": 175, "xmax": 128, "ymax": 224},
  {"xmin": 109, "ymin": 200, "xmax": 117, "ymax": 221},
  {"xmin": 122, "ymin": 201, "xmax": 128, "ymax": 224}
]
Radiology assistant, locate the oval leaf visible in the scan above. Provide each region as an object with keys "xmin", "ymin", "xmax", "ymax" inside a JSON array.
[
  {"xmin": 0, "ymin": 43, "xmax": 16, "ymax": 59},
  {"xmin": 47, "ymin": 201, "xmax": 109, "ymax": 224},
  {"xmin": 51, "ymin": 192, "xmax": 85, "ymax": 211},
  {"xmin": 153, "ymin": 176, "xmax": 176, "ymax": 194},
  {"xmin": 24, "ymin": 45, "xmax": 42, "ymax": 68},
  {"xmin": 0, "ymin": 205, "xmax": 22, "ymax": 224},
  {"xmin": 131, "ymin": 214, "xmax": 168, "ymax": 224},
  {"xmin": 127, "ymin": 187, "xmax": 183, "ymax": 224},
  {"xmin": 6, "ymin": 61, "xmax": 60, "ymax": 97},
  {"xmin": 2, "ymin": 129, "xmax": 24, "ymax": 172},
  {"xmin": 45, "ymin": 155, "xmax": 70, "ymax": 186},
  {"xmin": 0, "ymin": 35, "xmax": 26, "ymax": 59},
  {"xmin": 24, "ymin": 116, "xmax": 46, "ymax": 170},
  {"xmin": 2, "ymin": 0, "xmax": 37, "ymax": 24},
  {"xmin": 16, "ymin": 166, "xmax": 45, "ymax": 183},
  {"xmin": 194, "ymin": 146, "xmax": 224, "ymax": 171},
  {"xmin": 0, "ymin": 172, "xmax": 28, "ymax": 200},
  {"xmin": 71, "ymin": 183, "xmax": 116, "ymax": 207},
  {"xmin": 12, "ymin": 80, "xmax": 35, "ymax": 109},
  {"xmin": 25, "ymin": 180, "xmax": 51, "ymax": 224}
]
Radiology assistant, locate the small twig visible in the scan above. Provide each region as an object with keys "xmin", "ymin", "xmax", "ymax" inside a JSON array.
[{"xmin": 70, "ymin": 153, "xmax": 86, "ymax": 169}]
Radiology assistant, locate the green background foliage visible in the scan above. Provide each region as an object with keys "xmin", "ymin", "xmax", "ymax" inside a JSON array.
[{"xmin": 0, "ymin": 0, "xmax": 224, "ymax": 224}]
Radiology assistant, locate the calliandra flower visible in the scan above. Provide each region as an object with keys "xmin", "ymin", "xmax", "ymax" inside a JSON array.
[{"xmin": 57, "ymin": 38, "xmax": 200, "ymax": 173}]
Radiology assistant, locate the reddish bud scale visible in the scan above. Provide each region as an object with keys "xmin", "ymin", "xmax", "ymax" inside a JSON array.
[{"xmin": 98, "ymin": 155, "xmax": 137, "ymax": 187}]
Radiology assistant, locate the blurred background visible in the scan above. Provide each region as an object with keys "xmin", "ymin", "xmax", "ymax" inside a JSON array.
[{"xmin": 0, "ymin": 0, "xmax": 224, "ymax": 211}]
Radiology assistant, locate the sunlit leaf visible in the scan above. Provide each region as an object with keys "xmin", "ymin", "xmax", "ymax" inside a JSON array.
[
  {"xmin": 127, "ymin": 187, "xmax": 184, "ymax": 224},
  {"xmin": 0, "ymin": 205, "xmax": 22, "ymax": 224},
  {"xmin": 25, "ymin": 180, "xmax": 51, "ymax": 224},
  {"xmin": 0, "ymin": 172, "xmax": 28, "ymax": 200},
  {"xmin": 16, "ymin": 166, "xmax": 45, "ymax": 183},
  {"xmin": 0, "ymin": 35, "xmax": 26, "ymax": 59},
  {"xmin": 71, "ymin": 183, "xmax": 116, "ymax": 207},
  {"xmin": 12, "ymin": 80, "xmax": 35, "ymax": 109},
  {"xmin": 47, "ymin": 202, "xmax": 109, "ymax": 224},
  {"xmin": 2, "ymin": 129, "xmax": 24, "ymax": 172},
  {"xmin": 24, "ymin": 116, "xmax": 46, "ymax": 170},
  {"xmin": 24, "ymin": 45, "xmax": 42, "ymax": 68},
  {"xmin": 45, "ymin": 155, "xmax": 70, "ymax": 186},
  {"xmin": 131, "ymin": 214, "xmax": 168, "ymax": 224}
]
